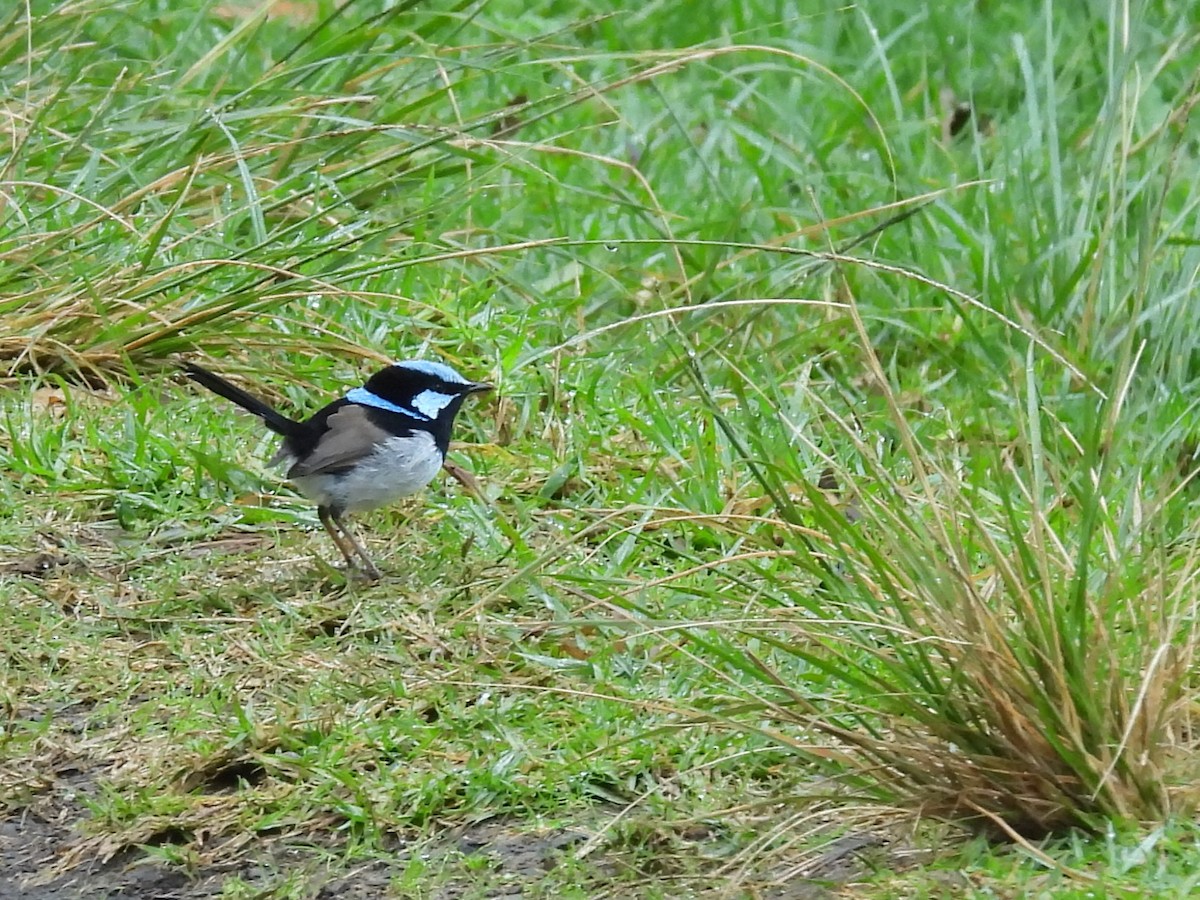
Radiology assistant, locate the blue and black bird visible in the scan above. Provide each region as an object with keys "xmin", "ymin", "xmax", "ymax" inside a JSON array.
[{"xmin": 183, "ymin": 359, "xmax": 492, "ymax": 579}]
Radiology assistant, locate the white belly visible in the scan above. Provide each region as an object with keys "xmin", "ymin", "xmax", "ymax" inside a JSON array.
[{"xmin": 287, "ymin": 432, "xmax": 444, "ymax": 512}]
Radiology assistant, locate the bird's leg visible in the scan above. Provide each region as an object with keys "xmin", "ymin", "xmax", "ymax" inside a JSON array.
[
  {"xmin": 318, "ymin": 506, "xmax": 357, "ymax": 566},
  {"xmin": 319, "ymin": 508, "xmax": 369, "ymax": 578},
  {"xmin": 335, "ymin": 513, "xmax": 383, "ymax": 580},
  {"xmin": 318, "ymin": 506, "xmax": 382, "ymax": 580}
]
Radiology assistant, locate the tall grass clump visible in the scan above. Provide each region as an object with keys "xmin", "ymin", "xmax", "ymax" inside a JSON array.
[
  {"xmin": 586, "ymin": 0, "xmax": 1200, "ymax": 843},
  {"xmin": 707, "ymin": 346, "xmax": 1200, "ymax": 838},
  {"xmin": 0, "ymin": 0, "xmax": 620, "ymax": 379}
]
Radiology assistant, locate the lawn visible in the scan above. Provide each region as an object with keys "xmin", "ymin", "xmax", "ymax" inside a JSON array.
[{"xmin": 3, "ymin": 0, "xmax": 1200, "ymax": 897}]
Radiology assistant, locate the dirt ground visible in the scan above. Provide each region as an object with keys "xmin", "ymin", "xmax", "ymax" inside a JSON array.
[
  {"xmin": 0, "ymin": 759, "xmax": 888, "ymax": 898},
  {"xmin": 0, "ymin": 754, "xmax": 611, "ymax": 899},
  {"xmin": 2, "ymin": 795, "xmax": 600, "ymax": 899},
  {"xmin": 0, "ymin": 559, "xmax": 887, "ymax": 899},
  {"xmin": 0, "ymin": 556, "xmax": 899, "ymax": 898}
]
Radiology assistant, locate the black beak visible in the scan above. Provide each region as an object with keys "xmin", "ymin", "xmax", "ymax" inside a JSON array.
[{"xmin": 466, "ymin": 381, "xmax": 494, "ymax": 394}]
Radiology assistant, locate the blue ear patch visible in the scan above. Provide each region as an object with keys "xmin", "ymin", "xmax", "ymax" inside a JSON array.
[
  {"xmin": 346, "ymin": 387, "xmax": 431, "ymax": 420},
  {"xmin": 411, "ymin": 389, "xmax": 456, "ymax": 420}
]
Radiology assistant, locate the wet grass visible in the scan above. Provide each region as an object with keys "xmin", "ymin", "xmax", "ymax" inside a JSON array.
[{"xmin": 3, "ymin": 0, "xmax": 1200, "ymax": 896}]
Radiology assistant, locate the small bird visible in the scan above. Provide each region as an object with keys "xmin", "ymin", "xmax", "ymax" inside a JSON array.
[{"xmin": 183, "ymin": 359, "xmax": 492, "ymax": 579}]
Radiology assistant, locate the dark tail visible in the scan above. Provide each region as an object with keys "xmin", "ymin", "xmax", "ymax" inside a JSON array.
[{"xmin": 182, "ymin": 363, "xmax": 299, "ymax": 437}]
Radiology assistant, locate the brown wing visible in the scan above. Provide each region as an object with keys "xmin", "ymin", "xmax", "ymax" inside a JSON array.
[{"xmin": 286, "ymin": 405, "xmax": 391, "ymax": 478}]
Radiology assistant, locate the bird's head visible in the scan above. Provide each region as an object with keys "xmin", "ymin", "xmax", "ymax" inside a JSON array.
[{"xmin": 347, "ymin": 359, "xmax": 492, "ymax": 450}]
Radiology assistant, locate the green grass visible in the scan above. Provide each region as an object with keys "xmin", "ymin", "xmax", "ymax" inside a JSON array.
[{"xmin": 3, "ymin": 0, "xmax": 1200, "ymax": 896}]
